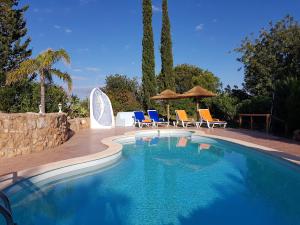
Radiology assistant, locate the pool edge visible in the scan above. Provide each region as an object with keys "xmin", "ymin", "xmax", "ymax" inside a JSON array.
[{"xmin": 1, "ymin": 128, "xmax": 297, "ymax": 191}]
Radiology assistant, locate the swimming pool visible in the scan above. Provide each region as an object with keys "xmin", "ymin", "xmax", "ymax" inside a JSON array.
[{"xmin": 3, "ymin": 132, "xmax": 300, "ymax": 225}]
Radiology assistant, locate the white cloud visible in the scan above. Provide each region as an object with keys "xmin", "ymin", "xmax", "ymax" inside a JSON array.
[
  {"xmin": 152, "ymin": 5, "xmax": 162, "ymax": 13},
  {"xmin": 54, "ymin": 25, "xmax": 61, "ymax": 29},
  {"xmin": 72, "ymin": 76, "xmax": 87, "ymax": 81},
  {"xmin": 73, "ymin": 68, "xmax": 83, "ymax": 72},
  {"xmin": 195, "ymin": 24, "xmax": 204, "ymax": 31},
  {"xmin": 85, "ymin": 67, "xmax": 100, "ymax": 72},
  {"xmin": 65, "ymin": 28, "xmax": 72, "ymax": 33}
]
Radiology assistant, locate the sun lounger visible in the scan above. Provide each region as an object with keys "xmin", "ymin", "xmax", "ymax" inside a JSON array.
[
  {"xmin": 147, "ymin": 110, "xmax": 169, "ymax": 127},
  {"xmin": 175, "ymin": 110, "xmax": 197, "ymax": 127},
  {"xmin": 133, "ymin": 111, "xmax": 153, "ymax": 128},
  {"xmin": 198, "ymin": 109, "xmax": 227, "ymax": 128}
]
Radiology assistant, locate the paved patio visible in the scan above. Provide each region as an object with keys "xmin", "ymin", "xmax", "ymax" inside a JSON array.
[{"xmin": 0, "ymin": 127, "xmax": 299, "ymax": 177}]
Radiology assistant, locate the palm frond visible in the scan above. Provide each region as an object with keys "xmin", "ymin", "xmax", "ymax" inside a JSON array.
[
  {"xmin": 37, "ymin": 49, "xmax": 71, "ymax": 69},
  {"xmin": 50, "ymin": 69, "xmax": 73, "ymax": 92},
  {"xmin": 55, "ymin": 49, "xmax": 71, "ymax": 64},
  {"xmin": 6, "ymin": 59, "xmax": 38, "ymax": 85}
]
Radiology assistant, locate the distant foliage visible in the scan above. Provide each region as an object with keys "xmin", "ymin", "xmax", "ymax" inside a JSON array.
[
  {"xmin": 165, "ymin": 64, "xmax": 221, "ymax": 93},
  {"xmin": 102, "ymin": 74, "xmax": 142, "ymax": 114}
]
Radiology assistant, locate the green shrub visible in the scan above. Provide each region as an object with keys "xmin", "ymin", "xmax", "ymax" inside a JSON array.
[
  {"xmin": 274, "ymin": 77, "xmax": 300, "ymax": 135},
  {"xmin": 237, "ymin": 96, "xmax": 272, "ymax": 114},
  {"xmin": 67, "ymin": 95, "xmax": 89, "ymax": 119},
  {"xmin": 202, "ymin": 94, "xmax": 238, "ymax": 124}
]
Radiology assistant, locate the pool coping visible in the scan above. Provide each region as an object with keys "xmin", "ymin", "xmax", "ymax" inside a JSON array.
[{"xmin": 0, "ymin": 129, "xmax": 298, "ymax": 191}]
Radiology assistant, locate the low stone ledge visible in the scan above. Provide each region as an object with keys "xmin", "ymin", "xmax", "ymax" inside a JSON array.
[{"xmin": 0, "ymin": 113, "xmax": 69, "ymax": 158}]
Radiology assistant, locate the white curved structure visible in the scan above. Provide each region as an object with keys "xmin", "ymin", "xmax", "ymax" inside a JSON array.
[{"xmin": 90, "ymin": 88, "xmax": 115, "ymax": 129}]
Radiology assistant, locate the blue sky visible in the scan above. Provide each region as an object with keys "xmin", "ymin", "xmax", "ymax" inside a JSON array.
[{"xmin": 22, "ymin": 0, "xmax": 300, "ymax": 98}]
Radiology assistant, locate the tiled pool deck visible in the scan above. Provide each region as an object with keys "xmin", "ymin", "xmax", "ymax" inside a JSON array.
[{"xmin": 0, "ymin": 127, "xmax": 299, "ymax": 178}]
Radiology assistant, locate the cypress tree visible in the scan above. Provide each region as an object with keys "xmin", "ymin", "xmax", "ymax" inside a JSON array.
[
  {"xmin": 0, "ymin": 0, "xmax": 31, "ymax": 85},
  {"xmin": 142, "ymin": 0, "xmax": 156, "ymax": 110},
  {"xmin": 160, "ymin": 0, "xmax": 174, "ymax": 90}
]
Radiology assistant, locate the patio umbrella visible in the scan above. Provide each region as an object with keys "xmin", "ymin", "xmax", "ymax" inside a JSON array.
[
  {"xmin": 180, "ymin": 86, "xmax": 216, "ymax": 110},
  {"xmin": 150, "ymin": 89, "xmax": 183, "ymax": 123}
]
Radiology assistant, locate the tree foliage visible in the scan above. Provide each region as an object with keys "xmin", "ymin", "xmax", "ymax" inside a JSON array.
[
  {"xmin": 273, "ymin": 77, "xmax": 300, "ymax": 134},
  {"xmin": 0, "ymin": 0, "xmax": 31, "ymax": 84},
  {"xmin": 160, "ymin": 0, "xmax": 174, "ymax": 90},
  {"xmin": 0, "ymin": 0, "xmax": 33, "ymax": 112},
  {"xmin": 6, "ymin": 48, "xmax": 72, "ymax": 113},
  {"xmin": 102, "ymin": 74, "xmax": 142, "ymax": 114},
  {"xmin": 236, "ymin": 15, "xmax": 300, "ymax": 97},
  {"xmin": 236, "ymin": 15, "xmax": 300, "ymax": 135},
  {"xmin": 0, "ymin": 81, "xmax": 68, "ymax": 113},
  {"xmin": 170, "ymin": 64, "xmax": 220, "ymax": 93},
  {"xmin": 142, "ymin": 0, "xmax": 156, "ymax": 110}
]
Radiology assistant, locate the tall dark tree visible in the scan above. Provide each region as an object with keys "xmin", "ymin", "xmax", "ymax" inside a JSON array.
[
  {"xmin": 0, "ymin": 0, "xmax": 31, "ymax": 85},
  {"xmin": 160, "ymin": 0, "xmax": 174, "ymax": 91},
  {"xmin": 142, "ymin": 0, "xmax": 156, "ymax": 110}
]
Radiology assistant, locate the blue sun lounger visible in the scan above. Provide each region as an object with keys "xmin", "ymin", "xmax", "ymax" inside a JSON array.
[
  {"xmin": 147, "ymin": 110, "xmax": 169, "ymax": 127},
  {"xmin": 133, "ymin": 111, "xmax": 153, "ymax": 128}
]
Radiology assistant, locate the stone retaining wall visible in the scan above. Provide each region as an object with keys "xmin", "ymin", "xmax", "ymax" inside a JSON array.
[
  {"xmin": 0, "ymin": 113, "xmax": 70, "ymax": 158},
  {"xmin": 69, "ymin": 117, "xmax": 90, "ymax": 133}
]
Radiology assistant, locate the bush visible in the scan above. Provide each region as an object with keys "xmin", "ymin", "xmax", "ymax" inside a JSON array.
[
  {"xmin": 274, "ymin": 77, "xmax": 300, "ymax": 135},
  {"xmin": 202, "ymin": 94, "xmax": 238, "ymax": 124},
  {"xmin": 67, "ymin": 95, "xmax": 89, "ymax": 118},
  {"xmin": 237, "ymin": 96, "xmax": 272, "ymax": 114},
  {"xmin": 102, "ymin": 74, "xmax": 142, "ymax": 114}
]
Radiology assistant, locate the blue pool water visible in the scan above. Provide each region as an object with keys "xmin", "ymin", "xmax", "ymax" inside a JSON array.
[{"xmin": 4, "ymin": 134, "xmax": 300, "ymax": 225}]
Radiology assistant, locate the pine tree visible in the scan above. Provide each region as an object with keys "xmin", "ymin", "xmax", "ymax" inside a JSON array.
[
  {"xmin": 0, "ymin": 0, "xmax": 31, "ymax": 85},
  {"xmin": 142, "ymin": 0, "xmax": 156, "ymax": 110},
  {"xmin": 160, "ymin": 0, "xmax": 174, "ymax": 90}
]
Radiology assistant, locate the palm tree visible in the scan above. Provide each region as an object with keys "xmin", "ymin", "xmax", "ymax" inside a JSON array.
[{"xmin": 6, "ymin": 49, "xmax": 72, "ymax": 113}]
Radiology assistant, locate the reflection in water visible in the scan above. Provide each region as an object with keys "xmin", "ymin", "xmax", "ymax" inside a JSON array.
[{"xmin": 6, "ymin": 136, "xmax": 300, "ymax": 225}]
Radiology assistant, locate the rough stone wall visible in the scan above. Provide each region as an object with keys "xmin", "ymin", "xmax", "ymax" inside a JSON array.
[
  {"xmin": 0, "ymin": 113, "xmax": 69, "ymax": 158},
  {"xmin": 69, "ymin": 118, "xmax": 90, "ymax": 133}
]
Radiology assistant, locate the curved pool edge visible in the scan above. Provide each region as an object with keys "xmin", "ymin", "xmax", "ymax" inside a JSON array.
[
  {"xmin": 0, "ymin": 129, "xmax": 297, "ymax": 191},
  {"xmin": 0, "ymin": 133, "xmax": 130, "ymax": 191}
]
